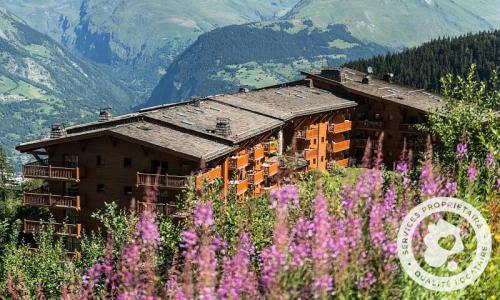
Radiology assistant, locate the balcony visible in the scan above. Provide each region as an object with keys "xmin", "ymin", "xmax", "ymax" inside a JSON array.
[
  {"xmin": 296, "ymin": 128, "xmax": 319, "ymax": 140},
  {"xmin": 263, "ymin": 161, "xmax": 279, "ymax": 177},
  {"xmin": 354, "ymin": 120, "xmax": 383, "ymax": 130},
  {"xmin": 263, "ymin": 140, "xmax": 279, "ymax": 154},
  {"xmin": 301, "ymin": 148, "xmax": 318, "ymax": 161},
  {"xmin": 328, "ymin": 120, "xmax": 352, "ymax": 134},
  {"xmin": 230, "ymin": 179, "xmax": 249, "ymax": 195},
  {"xmin": 22, "ymin": 164, "xmax": 80, "ymax": 182},
  {"xmin": 229, "ymin": 153, "xmax": 250, "ymax": 170},
  {"xmin": 248, "ymin": 170, "xmax": 264, "ymax": 185},
  {"xmin": 196, "ymin": 166, "xmax": 222, "ymax": 187},
  {"xmin": 23, "ymin": 192, "xmax": 81, "ymax": 210},
  {"xmin": 328, "ymin": 158, "xmax": 349, "ymax": 169},
  {"xmin": 136, "ymin": 173, "xmax": 189, "ymax": 189},
  {"xmin": 23, "ymin": 220, "xmax": 82, "ymax": 238},
  {"xmin": 136, "ymin": 201, "xmax": 188, "ymax": 218},
  {"xmin": 250, "ymin": 146, "xmax": 265, "ymax": 161},
  {"xmin": 330, "ymin": 140, "xmax": 350, "ymax": 153}
]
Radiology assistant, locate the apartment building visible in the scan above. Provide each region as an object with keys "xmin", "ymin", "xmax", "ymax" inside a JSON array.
[
  {"xmin": 16, "ymin": 81, "xmax": 356, "ymax": 248},
  {"xmin": 302, "ymin": 68, "xmax": 443, "ymax": 165}
]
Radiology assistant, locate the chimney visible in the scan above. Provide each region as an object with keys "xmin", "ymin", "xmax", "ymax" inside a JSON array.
[
  {"xmin": 215, "ymin": 117, "xmax": 231, "ymax": 137},
  {"xmin": 383, "ymin": 73, "xmax": 394, "ymax": 83},
  {"xmin": 320, "ymin": 68, "xmax": 343, "ymax": 82},
  {"xmin": 304, "ymin": 78, "xmax": 313, "ymax": 88},
  {"xmin": 50, "ymin": 122, "xmax": 66, "ymax": 139},
  {"xmin": 98, "ymin": 107, "xmax": 112, "ymax": 122},
  {"xmin": 362, "ymin": 75, "xmax": 370, "ymax": 84}
]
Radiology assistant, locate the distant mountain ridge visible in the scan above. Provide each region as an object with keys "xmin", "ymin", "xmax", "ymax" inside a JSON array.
[
  {"xmin": 144, "ymin": 21, "xmax": 389, "ymax": 107},
  {"xmin": 0, "ymin": 8, "xmax": 134, "ymax": 165},
  {"xmin": 283, "ymin": 0, "xmax": 500, "ymax": 47},
  {"xmin": 0, "ymin": 0, "xmax": 300, "ymax": 96},
  {"xmin": 345, "ymin": 30, "xmax": 500, "ymax": 91}
]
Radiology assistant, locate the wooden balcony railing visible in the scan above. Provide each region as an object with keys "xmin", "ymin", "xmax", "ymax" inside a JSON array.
[
  {"xmin": 249, "ymin": 146, "xmax": 265, "ymax": 161},
  {"xmin": 136, "ymin": 201, "xmax": 188, "ymax": 218},
  {"xmin": 248, "ymin": 170, "xmax": 264, "ymax": 185},
  {"xmin": 22, "ymin": 164, "xmax": 80, "ymax": 182},
  {"xmin": 328, "ymin": 120, "xmax": 352, "ymax": 134},
  {"xmin": 196, "ymin": 166, "xmax": 222, "ymax": 187},
  {"xmin": 229, "ymin": 153, "xmax": 249, "ymax": 170},
  {"xmin": 264, "ymin": 140, "xmax": 279, "ymax": 154},
  {"xmin": 303, "ymin": 148, "xmax": 318, "ymax": 161},
  {"xmin": 263, "ymin": 161, "xmax": 279, "ymax": 177},
  {"xmin": 296, "ymin": 129, "xmax": 319, "ymax": 140},
  {"xmin": 328, "ymin": 158, "xmax": 349, "ymax": 169},
  {"xmin": 354, "ymin": 120, "xmax": 383, "ymax": 130},
  {"xmin": 136, "ymin": 173, "xmax": 189, "ymax": 189},
  {"xmin": 23, "ymin": 192, "xmax": 80, "ymax": 210},
  {"xmin": 230, "ymin": 179, "xmax": 249, "ymax": 195},
  {"xmin": 23, "ymin": 220, "xmax": 82, "ymax": 238},
  {"xmin": 330, "ymin": 140, "xmax": 350, "ymax": 153}
]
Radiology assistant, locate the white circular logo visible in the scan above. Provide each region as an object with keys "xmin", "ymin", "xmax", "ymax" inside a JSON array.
[{"xmin": 397, "ymin": 197, "xmax": 492, "ymax": 292}]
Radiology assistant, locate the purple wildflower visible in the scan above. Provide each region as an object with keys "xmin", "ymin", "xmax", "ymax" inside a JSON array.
[
  {"xmin": 456, "ymin": 142, "xmax": 468, "ymax": 160},
  {"xmin": 486, "ymin": 152, "xmax": 495, "ymax": 169},
  {"xmin": 194, "ymin": 203, "xmax": 214, "ymax": 227},
  {"xmin": 467, "ymin": 163, "xmax": 478, "ymax": 183}
]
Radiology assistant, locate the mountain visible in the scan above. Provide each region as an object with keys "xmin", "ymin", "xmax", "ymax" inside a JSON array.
[
  {"xmin": 345, "ymin": 30, "xmax": 500, "ymax": 91},
  {"xmin": 144, "ymin": 21, "xmax": 388, "ymax": 107},
  {"xmin": 284, "ymin": 0, "xmax": 500, "ymax": 48},
  {"xmin": 145, "ymin": 0, "xmax": 500, "ymax": 107},
  {"xmin": 0, "ymin": 8, "xmax": 134, "ymax": 165},
  {"xmin": 0, "ymin": 0, "xmax": 300, "ymax": 96}
]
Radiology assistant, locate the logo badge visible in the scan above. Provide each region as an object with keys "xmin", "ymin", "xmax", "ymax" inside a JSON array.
[{"xmin": 397, "ymin": 197, "xmax": 491, "ymax": 291}]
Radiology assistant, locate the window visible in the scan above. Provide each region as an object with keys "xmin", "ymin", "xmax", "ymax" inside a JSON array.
[
  {"xmin": 96, "ymin": 184, "xmax": 105, "ymax": 194},
  {"xmin": 151, "ymin": 160, "xmax": 168, "ymax": 173},
  {"xmin": 124, "ymin": 186, "xmax": 132, "ymax": 196},
  {"xmin": 321, "ymin": 156, "xmax": 324, "ymax": 162},
  {"xmin": 313, "ymin": 158, "xmax": 316, "ymax": 164},
  {"xmin": 321, "ymin": 137, "xmax": 325, "ymax": 143},
  {"xmin": 96, "ymin": 155, "xmax": 105, "ymax": 166},
  {"xmin": 124, "ymin": 157, "xmax": 132, "ymax": 168},
  {"xmin": 313, "ymin": 139, "xmax": 317, "ymax": 145}
]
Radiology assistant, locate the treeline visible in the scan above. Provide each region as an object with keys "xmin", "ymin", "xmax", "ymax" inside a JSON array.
[
  {"xmin": 345, "ymin": 30, "xmax": 500, "ymax": 91},
  {"xmin": 145, "ymin": 22, "xmax": 389, "ymax": 107}
]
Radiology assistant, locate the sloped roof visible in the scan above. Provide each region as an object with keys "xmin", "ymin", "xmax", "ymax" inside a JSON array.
[
  {"xmin": 212, "ymin": 84, "xmax": 355, "ymax": 121},
  {"xmin": 17, "ymin": 82, "xmax": 357, "ymax": 160},
  {"xmin": 302, "ymin": 68, "xmax": 444, "ymax": 113}
]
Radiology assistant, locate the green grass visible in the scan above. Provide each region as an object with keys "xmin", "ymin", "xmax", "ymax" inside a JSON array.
[{"xmin": 0, "ymin": 76, "xmax": 17, "ymax": 94}]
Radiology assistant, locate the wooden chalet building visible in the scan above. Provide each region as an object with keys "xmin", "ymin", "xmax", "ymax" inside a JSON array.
[
  {"xmin": 16, "ymin": 82, "xmax": 356, "ymax": 249},
  {"xmin": 302, "ymin": 68, "xmax": 443, "ymax": 165}
]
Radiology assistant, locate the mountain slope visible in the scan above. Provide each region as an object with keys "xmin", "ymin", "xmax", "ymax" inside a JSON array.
[
  {"xmin": 284, "ymin": 0, "xmax": 500, "ymax": 48},
  {"xmin": 345, "ymin": 30, "xmax": 500, "ymax": 91},
  {"xmin": 0, "ymin": 8, "xmax": 134, "ymax": 164},
  {"xmin": 144, "ymin": 21, "xmax": 388, "ymax": 107},
  {"xmin": 0, "ymin": 0, "xmax": 299, "ymax": 96}
]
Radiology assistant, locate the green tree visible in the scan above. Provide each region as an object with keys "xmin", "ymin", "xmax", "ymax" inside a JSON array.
[{"xmin": 426, "ymin": 65, "xmax": 500, "ymax": 163}]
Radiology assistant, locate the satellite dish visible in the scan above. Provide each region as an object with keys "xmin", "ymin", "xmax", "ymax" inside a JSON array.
[{"xmin": 367, "ymin": 66, "xmax": 374, "ymax": 74}]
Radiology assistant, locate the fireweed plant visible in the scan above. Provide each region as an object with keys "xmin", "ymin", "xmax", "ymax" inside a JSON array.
[{"xmin": 4, "ymin": 140, "xmax": 500, "ymax": 299}]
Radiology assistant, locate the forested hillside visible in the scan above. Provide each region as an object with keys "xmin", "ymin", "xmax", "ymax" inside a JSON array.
[
  {"xmin": 145, "ymin": 21, "xmax": 388, "ymax": 107},
  {"xmin": 345, "ymin": 30, "xmax": 500, "ymax": 91},
  {"xmin": 0, "ymin": 9, "xmax": 134, "ymax": 166}
]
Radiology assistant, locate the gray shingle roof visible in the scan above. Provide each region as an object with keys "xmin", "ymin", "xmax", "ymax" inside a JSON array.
[
  {"xmin": 302, "ymin": 68, "xmax": 444, "ymax": 113},
  {"xmin": 16, "ymin": 82, "xmax": 357, "ymax": 160}
]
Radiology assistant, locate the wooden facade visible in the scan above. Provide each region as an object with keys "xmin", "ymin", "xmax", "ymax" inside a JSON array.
[{"xmin": 17, "ymin": 82, "xmax": 356, "ymax": 248}]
